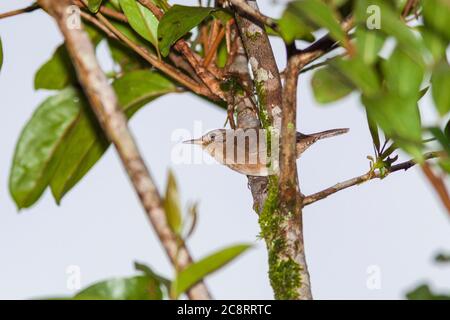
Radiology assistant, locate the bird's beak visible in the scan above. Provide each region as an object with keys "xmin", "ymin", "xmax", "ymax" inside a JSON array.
[{"xmin": 183, "ymin": 138, "xmax": 203, "ymax": 145}]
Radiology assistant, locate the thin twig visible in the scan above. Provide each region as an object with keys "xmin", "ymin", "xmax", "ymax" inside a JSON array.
[
  {"xmin": 95, "ymin": 11, "xmax": 216, "ymax": 99},
  {"xmin": 79, "ymin": 11, "xmax": 118, "ymax": 40},
  {"xmin": 294, "ymin": 16, "xmax": 354, "ymax": 71},
  {"xmin": 303, "ymin": 152, "xmax": 441, "ymax": 206},
  {"xmin": 137, "ymin": 0, "xmax": 226, "ymax": 100},
  {"xmin": 37, "ymin": 0, "xmax": 212, "ymax": 300},
  {"xmin": 0, "ymin": 3, "xmax": 39, "ymax": 20}
]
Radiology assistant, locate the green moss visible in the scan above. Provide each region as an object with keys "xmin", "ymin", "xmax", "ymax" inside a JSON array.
[
  {"xmin": 245, "ymin": 31, "xmax": 262, "ymax": 42},
  {"xmin": 269, "ymin": 258, "xmax": 301, "ymax": 300},
  {"xmin": 254, "ymin": 66, "xmax": 302, "ymax": 300}
]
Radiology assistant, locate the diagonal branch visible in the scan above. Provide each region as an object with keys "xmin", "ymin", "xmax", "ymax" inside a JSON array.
[
  {"xmin": 0, "ymin": 3, "xmax": 39, "ymax": 20},
  {"xmin": 37, "ymin": 0, "xmax": 211, "ymax": 300},
  {"xmin": 303, "ymin": 152, "xmax": 442, "ymax": 207}
]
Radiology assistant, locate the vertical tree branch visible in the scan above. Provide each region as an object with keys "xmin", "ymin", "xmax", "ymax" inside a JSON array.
[
  {"xmin": 233, "ymin": 0, "xmax": 283, "ymax": 127},
  {"xmin": 278, "ymin": 55, "xmax": 312, "ymax": 299},
  {"xmin": 232, "ymin": 0, "xmax": 312, "ymax": 299},
  {"xmin": 37, "ymin": 0, "xmax": 211, "ymax": 300}
]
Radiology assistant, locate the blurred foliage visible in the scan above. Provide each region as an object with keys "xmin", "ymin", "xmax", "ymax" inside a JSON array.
[{"xmin": 406, "ymin": 252, "xmax": 450, "ymax": 300}]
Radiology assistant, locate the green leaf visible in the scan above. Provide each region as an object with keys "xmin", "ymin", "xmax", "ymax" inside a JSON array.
[
  {"xmin": 119, "ymin": 0, "xmax": 159, "ymax": 49},
  {"xmin": 158, "ymin": 5, "xmax": 215, "ymax": 57},
  {"xmin": 74, "ymin": 276, "xmax": 163, "ymax": 300},
  {"xmin": 406, "ymin": 284, "xmax": 450, "ymax": 300},
  {"xmin": 429, "ymin": 127, "xmax": 450, "ymax": 156},
  {"xmin": 288, "ymin": 0, "xmax": 347, "ymax": 44},
  {"xmin": 362, "ymin": 92, "xmax": 422, "ymax": 157},
  {"xmin": 331, "ymin": 57, "xmax": 380, "ymax": 96},
  {"xmin": 423, "ymin": 0, "xmax": 450, "ymax": 42},
  {"xmin": 445, "ymin": 119, "xmax": 450, "ymax": 140},
  {"xmin": 278, "ymin": 6, "xmax": 315, "ymax": 43},
  {"xmin": 35, "ymin": 25, "xmax": 102, "ymax": 90},
  {"xmin": 11, "ymin": 71, "xmax": 175, "ymax": 208},
  {"xmin": 50, "ymin": 70, "xmax": 176, "ymax": 203},
  {"xmin": 9, "ymin": 88, "xmax": 81, "ymax": 209},
  {"xmin": 355, "ymin": 0, "xmax": 424, "ymax": 62},
  {"xmin": 419, "ymin": 27, "xmax": 447, "ymax": 63},
  {"xmin": 382, "ymin": 46, "xmax": 424, "ymax": 98},
  {"xmin": 108, "ymin": 39, "xmax": 146, "ymax": 73},
  {"xmin": 34, "ymin": 46, "xmax": 75, "ymax": 90},
  {"xmin": 311, "ymin": 65, "xmax": 354, "ymax": 103},
  {"xmin": 355, "ymin": 28, "xmax": 385, "ymax": 65},
  {"xmin": 431, "ymin": 61, "xmax": 450, "ymax": 116},
  {"xmin": 171, "ymin": 244, "xmax": 251, "ymax": 299},
  {"xmin": 163, "ymin": 170, "xmax": 182, "ymax": 235},
  {"xmin": 366, "ymin": 111, "xmax": 381, "ymax": 152},
  {"xmin": 87, "ymin": 0, "xmax": 103, "ymax": 13},
  {"xmin": 134, "ymin": 261, "xmax": 171, "ymax": 291}
]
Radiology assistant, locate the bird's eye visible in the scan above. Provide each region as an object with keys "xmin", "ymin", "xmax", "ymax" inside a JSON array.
[{"xmin": 209, "ymin": 134, "xmax": 216, "ymax": 141}]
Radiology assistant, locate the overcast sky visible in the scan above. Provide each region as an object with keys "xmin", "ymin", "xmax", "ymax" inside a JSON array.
[{"xmin": 0, "ymin": 0, "xmax": 449, "ymax": 299}]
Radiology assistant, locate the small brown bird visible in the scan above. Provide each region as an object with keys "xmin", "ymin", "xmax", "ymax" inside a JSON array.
[{"xmin": 184, "ymin": 128, "xmax": 349, "ymax": 176}]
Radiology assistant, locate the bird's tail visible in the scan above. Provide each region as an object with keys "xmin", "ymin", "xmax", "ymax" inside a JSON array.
[{"xmin": 297, "ymin": 128, "xmax": 349, "ymax": 142}]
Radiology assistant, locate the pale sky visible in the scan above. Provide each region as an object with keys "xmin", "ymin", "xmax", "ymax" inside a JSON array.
[{"xmin": 0, "ymin": 0, "xmax": 449, "ymax": 299}]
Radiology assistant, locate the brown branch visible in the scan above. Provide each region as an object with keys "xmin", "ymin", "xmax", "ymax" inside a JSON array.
[
  {"xmin": 228, "ymin": 0, "xmax": 277, "ymax": 29},
  {"xmin": 137, "ymin": 0, "xmax": 226, "ymax": 101},
  {"xmin": 203, "ymin": 26, "xmax": 226, "ymax": 67},
  {"xmin": 303, "ymin": 152, "xmax": 441, "ymax": 207},
  {"xmin": 94, "ymin": 11, "xmax": 216, "ymax": 99},
  {"xmin": 79, "ymin": 11, "xmax": 118, "ymax": 40},
  {"xmin": 37, "ymin": 0, "xmax": 211, "ymax": 300},
  {"xmin": 234, "ymin": 1, "xmax": 311, "ymax": 300},
  {"xmin": 421, "ymin": 162, "xmax": 450, "ymax": 216},
  {"xmin": 294, "ymin": 16, "xmax": 354, "ymax": 71},
  {"xmin": 235, "ymin": 0, "xmax": 283, "ymax": 126},
  {"xmin": 0, "ymin": 3, "xmax": 39, "ymax": 20},
  {"xmin": 73, "ymin": 0, "xmax": 128, "ymax": 22},
  {"xmin": 278, "ymin": 53, "xmax": 312, "ymax": 299}
]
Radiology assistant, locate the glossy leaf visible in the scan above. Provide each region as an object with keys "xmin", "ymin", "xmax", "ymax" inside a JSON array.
[
  {"xmin": 9, "ymin": 88, "xmax": 81, "ymax": 209},
  {"xmin": 431, "ymin": 61, "xmax": 450, "ymax": 116},
  {"xmin": 311, "ymin": 66, "xmax": 354, "ymax": 103},
  {"xmin": 87, "ymin": 0, "xmax": 103, "ymax": 13},
  {"xmin": 134, "ymin": 261, "xmax": 171, "ymax": 295},
  {"xmin": 11, "ymin": 71, "xmax": 175, "ymax": 208},
  {"xmin": 51, "ymin": 70, "xmax": 176, "ymax": 203},
  {"xmin": 171, "ymin": 244, "xmax": 251, "ymax": 299},
  {"xmin": 74, "ymin": 276, "xmax": 163, "ymax": 300},
  {"xmin": 158, "ymin": 5, "xmax": 215, "ymax": 57},
  {"xmin": 119, "ymin": 0, "xmax": 159, "ymax": 49},
  {"xmin": 34, "ymin": 46, "xmax": 75, "ymax": 90},
  {"xmin": 287, "ymin": 0, "xmax": 346, "ymax": 44},
  {"xmin": 35, "ymin": 25, "xmax": 102, "ymax": 90},
  {"xmin": 163, "ymin": 170, "xmax": 182, "ymax": 235}
]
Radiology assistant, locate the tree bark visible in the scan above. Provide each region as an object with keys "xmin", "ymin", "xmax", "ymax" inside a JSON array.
[{"xmin": 37, "ymin": 0, "xmax": 211, "ymax": 300}]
